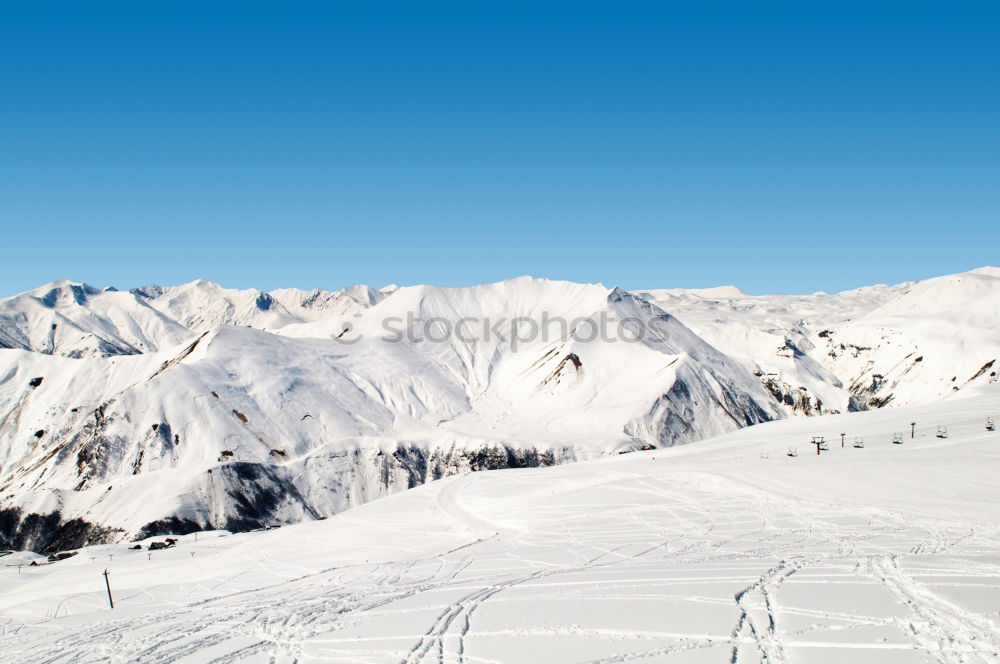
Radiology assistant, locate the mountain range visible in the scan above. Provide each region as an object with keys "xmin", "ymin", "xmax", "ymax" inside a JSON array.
[{"xmin": 2, "ymin": 268, "xmax": 998, "ymax": 552}]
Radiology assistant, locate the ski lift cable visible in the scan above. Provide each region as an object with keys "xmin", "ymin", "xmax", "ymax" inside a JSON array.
[
  {"xmin": 811, "ymin": 414, "xmax": 994, "ymax": 441},
  {"xmin": 781, "ymin": 411, "xmax": 996, "ymax": 456}
]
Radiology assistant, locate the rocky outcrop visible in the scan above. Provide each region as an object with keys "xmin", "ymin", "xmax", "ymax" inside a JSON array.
[
  {"xmin": 760, "ymin": 375, "xmax": 828, "ymax": 416},
  {"xmin": 0, "ymin": 507, "xmax": 123, "ymax": 554}
]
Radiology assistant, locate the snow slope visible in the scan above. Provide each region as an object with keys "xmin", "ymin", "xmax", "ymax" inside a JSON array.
[{"xmin": 2, "ymin": 385, "xmax": 998, "ymax": 663}]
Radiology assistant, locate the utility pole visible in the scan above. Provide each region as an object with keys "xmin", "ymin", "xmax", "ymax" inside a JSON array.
[
  {"xmin": 840, "ymin": 433, "xmax": 846, "ymax": 448},
  {"xmin": 911, "ymin": 422, "xmax": 916, "ymax": 438},
  {"xmin": 103, "ymin": 569, "xmax": 114, "ymax": 609}
]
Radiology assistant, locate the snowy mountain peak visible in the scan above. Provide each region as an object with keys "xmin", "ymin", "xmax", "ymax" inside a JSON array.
[
  {"xmin": 968, "ymin": 265, "xmax": 1000, "ymax": 278},
  {"xmin": 646, "ymin": 284, "xmax": 746, "ymax": 299},
  {"xmin": 26, "ymin": 280, "xmax": 100, "ymax": 307}
]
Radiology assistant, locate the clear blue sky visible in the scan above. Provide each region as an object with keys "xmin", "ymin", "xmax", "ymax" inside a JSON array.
[{"xmin": 2, "ymin": 1, "xmax": 997, "ymax": 295}]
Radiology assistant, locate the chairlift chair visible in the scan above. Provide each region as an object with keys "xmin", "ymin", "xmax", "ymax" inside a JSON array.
[
  {"xmin": 987, "ymin": 417, "xmax": 996, "ymax": 432},
  {"xmin": 936, "ymin": 426, "xmax": 949, "ymax": 439},
  {"xmin": 892, "ymin": 432, "xmax": 904, "ymax": 444},
  {"xmin": 853, "ymin": 436, "xmax": 864, "ymax": 448},
  {"xmin": 786, "ymin": 447, "xmax": 798, "ymax": 457}
]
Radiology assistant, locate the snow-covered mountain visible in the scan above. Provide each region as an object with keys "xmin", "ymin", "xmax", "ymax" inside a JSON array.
[
  {"xmin": 817, "ymin": 267, "xmax": 1000, "ymax": 407},
  {"xmin": 0, "ymin": 281, "xmax": 194, "ymax": 357},
  {"xmin": 0, "ymin": 277, "xmax": 780, "ymax": 552},
  {"xmin": 0, "ymin": 279, "xmax": 388, "ymax": 358},
  {"xmin": 640, "ymin": 269, "xmax": 1000, "ymax": 413},
  {"xmin": 1, "ymin": 268, "xmax": 997, "ymax": 553}
]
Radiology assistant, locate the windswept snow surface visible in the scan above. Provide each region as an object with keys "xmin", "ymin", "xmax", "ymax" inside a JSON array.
[{"xmin": 3, "ymin": 386, "xmax": 999, "ymax": 663}]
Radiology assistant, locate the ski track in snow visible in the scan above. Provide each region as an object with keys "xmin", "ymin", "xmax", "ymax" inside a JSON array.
[
  {"xmin": 4, "ymin": 470, "xmax": 1000, "ymax": 663},
  {"xmin": 869, "ymin": 555, "xmax": 1000, "ymax": 663}
]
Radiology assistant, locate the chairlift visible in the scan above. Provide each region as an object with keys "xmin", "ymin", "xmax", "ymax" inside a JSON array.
[
  {"xmin": 853, "ymin": 436, "xmax": 864, "ymax": 448},
  {"xmin": 818, "ymin": 440, "xmax": 829, "ymax": 451},
  {"xmin": 987, "ymin": 417, "xmax": 996, "ymax": 432},
  {"xmin": 892, "ymin": 432, "xmax": 904, "ymax": 444},
  {"xmin": 760, "ymin": 451, "xmax": 769, "ymax": 460},
  {"xmin": 936, "ymin": 426, "xmax": 949, "ymax": 439},
  {"xmin": 786, "ymin": 446, "xmax": 798, "ymax": 457}
]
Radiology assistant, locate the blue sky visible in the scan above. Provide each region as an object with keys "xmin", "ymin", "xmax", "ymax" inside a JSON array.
[{"xmin": 2, "ymin": 1, "xmax": 997, "ymax": 295}]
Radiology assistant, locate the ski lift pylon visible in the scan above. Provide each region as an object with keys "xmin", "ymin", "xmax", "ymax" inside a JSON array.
[{"xmin": 809, "ymin": 436, "xmax": 827, "ymax": 455}]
